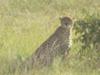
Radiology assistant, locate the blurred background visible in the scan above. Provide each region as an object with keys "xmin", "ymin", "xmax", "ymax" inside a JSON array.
[{"xmin": 0, "ymin": 0, "xmax": 100, "ymax": 75}]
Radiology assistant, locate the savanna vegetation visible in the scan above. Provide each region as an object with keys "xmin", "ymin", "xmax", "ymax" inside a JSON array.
[{"xmin": 0, "ymin": 0, "xmax": 100, "ymax": 75}]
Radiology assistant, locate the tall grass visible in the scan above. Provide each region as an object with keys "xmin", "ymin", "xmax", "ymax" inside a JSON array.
[{"xmin": 0, "ymin": 0, "xmax": 100, "ymax": 75}]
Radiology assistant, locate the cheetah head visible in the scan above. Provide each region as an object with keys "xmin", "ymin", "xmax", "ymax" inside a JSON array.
[{"xmin": 60, "ymin": 16, "xmax": 72, "ymax": 28}]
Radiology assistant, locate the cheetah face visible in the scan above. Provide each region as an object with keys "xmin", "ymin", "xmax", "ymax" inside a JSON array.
[{"xmin": 60, "ymin": 16, "xmax": 72, "ymax": 28}]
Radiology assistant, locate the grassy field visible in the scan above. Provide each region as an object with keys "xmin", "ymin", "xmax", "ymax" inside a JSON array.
[{"xmin": 0, "ymin": 0, "xmax": 100, "ymax": 75}]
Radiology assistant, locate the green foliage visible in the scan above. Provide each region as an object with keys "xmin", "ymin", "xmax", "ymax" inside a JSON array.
[{"xmin": 71, "ymin": 15, "xmax": 100, "ymax": 71}]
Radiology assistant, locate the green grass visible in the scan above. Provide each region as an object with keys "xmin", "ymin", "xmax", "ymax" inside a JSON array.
[{"xmin": 0, "ymin": 0, "xmax": 100, "ymax": 75}]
